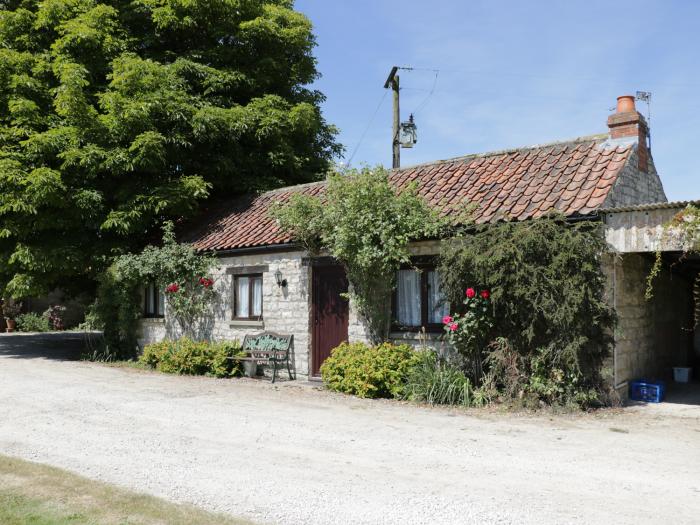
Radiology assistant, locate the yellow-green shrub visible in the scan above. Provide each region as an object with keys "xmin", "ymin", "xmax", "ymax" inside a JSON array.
[
  {"xmin": 320, "ymin": 342, "xmax": 420, "ymax": 398},
  {"xmin": 140, "ymin": 338, "xmax": 243, "ymax": 377}
]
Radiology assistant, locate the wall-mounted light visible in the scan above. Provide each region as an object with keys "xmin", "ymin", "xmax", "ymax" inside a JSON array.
[{"xmin": 274, "ymin": 269, "xmax": 287, "ymax": 288}]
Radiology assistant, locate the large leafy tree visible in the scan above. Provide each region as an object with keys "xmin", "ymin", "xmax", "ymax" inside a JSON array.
[{"xmin": 0, "ymin": 0, "xmax": 339, "ymax": 297}]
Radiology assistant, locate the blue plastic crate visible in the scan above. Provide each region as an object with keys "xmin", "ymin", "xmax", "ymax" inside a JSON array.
[{"xmin": 629, "ymin": 379, "xmax": 666, "ymax": 403}]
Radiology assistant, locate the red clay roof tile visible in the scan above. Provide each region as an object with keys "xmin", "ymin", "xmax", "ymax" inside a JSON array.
[{"xmin": 186, "ymin": 135, "xmax": 633, "ymax": 251}]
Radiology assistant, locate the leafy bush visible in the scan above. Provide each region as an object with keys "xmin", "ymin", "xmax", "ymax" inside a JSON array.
[
  {"xmin": 15, "ymin": 313, "xmax": 51, "ymax": 333},
  {"xmin": 320, "ymin": 342, "xmax": 420, "ymax": 398},
  {"xmin": 403, "ymin": 351, "xmax": 477, "ymax": 406},
  {"xmin": 439, "ymin": 215, "xmax": 615, "ymax": 408},
  {"xmin": 140, "ymin": 339, "xmax": 243, "ymax": 378},
  {"xmin": 43, "ymin": 305, "xmax": 67, "ymax": 331}
]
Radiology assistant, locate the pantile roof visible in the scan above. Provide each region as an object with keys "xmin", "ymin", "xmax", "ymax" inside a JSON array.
[{"xmin": 187, "ymin": 135, "xmax": 634, "ymax": 252}]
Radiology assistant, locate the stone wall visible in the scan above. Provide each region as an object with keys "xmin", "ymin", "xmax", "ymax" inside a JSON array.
[
  {"xmin": 138, "ymin": 249, "xmax": 313, "ymax": 378},
  {"xmin": 603, "ymin": 253, "xmax": 693, "ymax": 396},
  {"xmin": 137, "ymin": 241, "xmax": 450, "ymax": 380},
  {"xmin": 602, "ymin": 145, "xmax": 667, "ymax": 208}
]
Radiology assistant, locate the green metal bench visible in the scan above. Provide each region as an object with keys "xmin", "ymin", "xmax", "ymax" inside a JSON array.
[{"xmin": 232, "ymin": 332, "xmax": 294, "ymax": 383}]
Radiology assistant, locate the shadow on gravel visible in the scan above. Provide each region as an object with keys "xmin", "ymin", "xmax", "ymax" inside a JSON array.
[{"xmin": 0, "ymin": 332, "xmax": 102, "ymax": 361}]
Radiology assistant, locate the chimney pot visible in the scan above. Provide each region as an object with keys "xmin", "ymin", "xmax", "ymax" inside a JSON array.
[
  {"xmin": 616, "ymin": 95, "xmax": 636, "ymax": 114},
  {"xmin": 607, "ymin": 94, "xmax": 649, "ymax": 172}
]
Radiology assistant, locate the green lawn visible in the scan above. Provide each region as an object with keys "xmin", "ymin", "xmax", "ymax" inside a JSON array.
[{"xmin": 0, "ymin": 454, "xmax": 252, "ymax": 525}]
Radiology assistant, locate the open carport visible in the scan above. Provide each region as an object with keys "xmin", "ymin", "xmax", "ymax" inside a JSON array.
[{"xmin": 602, "ymin": 201, "xmax": 700, "ymax": 402}]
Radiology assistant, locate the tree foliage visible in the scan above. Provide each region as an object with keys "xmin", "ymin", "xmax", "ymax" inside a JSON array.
[
  {"xmin": 439, "ymin": 215, "xmax": 615, "ymax": 407},
  {"xmin": 0, "ymin": 0, "xmax": 339, "ymax": 297},
  {"xmin": 272, "ymin": 166, "xmax": 446, "ymax": 342}
]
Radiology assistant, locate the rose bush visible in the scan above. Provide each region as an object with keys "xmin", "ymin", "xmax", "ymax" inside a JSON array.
[{"xmin": 443, "ymin": 287, "xmax": 494, "ymax": 382}]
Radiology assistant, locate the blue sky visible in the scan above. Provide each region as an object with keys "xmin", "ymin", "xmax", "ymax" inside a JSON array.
[{"xmin": 295, "ymin": 0, "xmax": 700, "ymax": 201}]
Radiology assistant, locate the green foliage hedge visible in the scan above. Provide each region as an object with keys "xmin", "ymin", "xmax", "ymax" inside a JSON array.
[
  {"xmin": 320, "ymin": 342, "xmax": 421, "ymax": 399},
  {"xmin": 439, "ymin": 215, "xmax": 615, "ymax": 407},
  {"xmin": 140, "ymin": 339, "xmax": 244, "ymax": 378},
  {"xmin": 15, "ymin": 312, "xmax": 51, "ymax": 333}
]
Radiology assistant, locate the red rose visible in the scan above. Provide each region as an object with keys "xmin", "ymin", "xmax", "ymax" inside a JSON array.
[
  {"xmin": 166, "ymin": 283, "xmax": 179, "ymax": 293},
  {"xmin": 199, "ymin": 277, "xmax": 213, "ymax": 288},
  {"xmin": 480, "ymin": 290, "xmax": 490, "ymax": 299},
  {"xmin": 465, "ymin": 288, "xmax": 476, "ymax": 298}
]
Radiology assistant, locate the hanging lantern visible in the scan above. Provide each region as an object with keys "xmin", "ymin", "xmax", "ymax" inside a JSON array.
[{"xmin": 399, "ymin": 114, "xmax": 417, "ymax": 148}]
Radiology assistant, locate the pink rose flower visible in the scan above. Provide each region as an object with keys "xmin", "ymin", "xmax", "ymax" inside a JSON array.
[
  {"xmin": 449, "ymin": 322, "xmax": 458, "ymax": 332},
  {"xmin": 442, "ymin": 315, "xmax": 453, "ymax": 325},
  {"xmin": 465, "ymin": 288, "xmax": 476, "ymax": 298}
]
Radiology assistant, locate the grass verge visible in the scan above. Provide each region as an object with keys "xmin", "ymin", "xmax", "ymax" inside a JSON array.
[{"xmin": 0, "ymin": 454, "xmax": 252, "ymax": 525}]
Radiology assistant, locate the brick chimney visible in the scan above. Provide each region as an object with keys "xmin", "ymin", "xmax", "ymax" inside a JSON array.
[{"xmin": 607, "ymin": 95, "xmax": 649, "ymax": 172}]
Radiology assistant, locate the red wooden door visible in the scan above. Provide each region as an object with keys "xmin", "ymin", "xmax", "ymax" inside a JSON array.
[{"xmin": 312, "ymin": 265, "xmax": 349, "ymax": 377}]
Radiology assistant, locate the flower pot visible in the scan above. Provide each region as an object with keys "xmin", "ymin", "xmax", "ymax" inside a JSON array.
[
  {"xmin": 243, "ymin": 360, "xmax": 258, "ymax": 378},
  {"xmin": 5, "ymin": 319, "xmax": 16, "ymax": 333}
]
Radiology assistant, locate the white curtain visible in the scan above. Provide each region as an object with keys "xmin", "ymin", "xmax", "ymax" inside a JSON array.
[
  {"xmin": 236, "ymin": 276, "xmax": 250, "ymax": 317},
  {"xmin": 251, "ymin": 277, "xmax": 262, "ymax": 316},
  {"xmin": 396, "ymin": 269, "xmax": 421, "ymax": 326},
  {"xmin": 146, "ymin": 283, "xmax": 155, "ymax": 314},
  {"xmin": 157, "ymin": 287, "xmax": 165, "ymax": 315},
  {"xmin": 427, "ymin": 271, "xmax": 449, "ymax": 323}
]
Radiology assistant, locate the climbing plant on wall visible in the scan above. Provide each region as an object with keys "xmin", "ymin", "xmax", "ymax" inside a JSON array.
[
  {"xmin": 272, "ymin": 166, "xmax": 450, "ymax": 343},
  {"xmin": 646, "ymin": 204, "xmax": 700, "ymax": 327},
  {"xmin": 94, "ymin": 222, "xmax": 215, "ymax": 358}
]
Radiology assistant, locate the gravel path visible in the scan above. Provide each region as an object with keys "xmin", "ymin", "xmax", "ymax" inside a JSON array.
[{"xmin": 1, "ymin": 333, "xmax": 699, "ymax": 524}]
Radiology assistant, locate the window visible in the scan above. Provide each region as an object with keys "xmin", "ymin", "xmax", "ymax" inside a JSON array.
[
  {"xmin": 144, "ymin": 282, "xmax": 165, "ymax": 318},
  {"xmin": 234, "ymin": 274, "xmax": 263, "ymax": 320},
  {"xmin": 393, "ymin": 266, "xmax": 449, "ymax": 331}
]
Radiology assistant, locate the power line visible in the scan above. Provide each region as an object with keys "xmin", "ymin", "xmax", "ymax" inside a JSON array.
[
  {"xmin": 345, "ymin": 89, "xmax": 389, "ymax": 167},
  {"xmin": 412, "ymin": 69, "xmax": 439, "ymax": 115}
]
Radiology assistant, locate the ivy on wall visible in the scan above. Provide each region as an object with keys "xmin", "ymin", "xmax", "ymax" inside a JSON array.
[{"xmin": 646, "ymin": 204, "xmax": 700, "ymax": 327}]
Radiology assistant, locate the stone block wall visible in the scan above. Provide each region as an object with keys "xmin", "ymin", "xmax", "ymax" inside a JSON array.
[
  {"xmin": 137, "ymin": 249, "xmax": 313, "ymax": 379},
  {"xmin": 603, "ymin": 253, "xmax": 693, "ymax": 396},
  {"xmin": 602, "ymin": 145, "xmax": 667, "ymax": 208},
  {"xmin": 137, "ymin": 241, "xmax": 451, "ymax": 380}
]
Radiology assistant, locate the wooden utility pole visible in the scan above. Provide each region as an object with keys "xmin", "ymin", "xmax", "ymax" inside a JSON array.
[{"xmin": 384, "ymin": 66, "xmax": 400, "ymax": 168}]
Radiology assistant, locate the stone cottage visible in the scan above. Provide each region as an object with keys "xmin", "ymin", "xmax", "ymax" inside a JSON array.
[{"xmin": 138, "ymin": 95, "xmax": 698, "ymax": 395}]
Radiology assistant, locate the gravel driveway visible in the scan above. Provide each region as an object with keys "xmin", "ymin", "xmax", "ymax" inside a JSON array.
[{"xmin": 1, "ymin": 333, "xmax": 699, "ymax": 524}]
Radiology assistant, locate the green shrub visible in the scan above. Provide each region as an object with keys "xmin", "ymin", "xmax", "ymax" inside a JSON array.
[
  {"xmin": 439, "ymin": 215, "xmax": 615, "ymax": 408},
  {"xmin": 15, "ymin": 313, "xmax": 51, "ymax": 332},
  {"xmin": 403, "ymin": 351, "xmax": 477, "ymax": 406},
  {"xmin": 320, "ymin": 342, "xmax": 420, "ymax": 399},
  {"xmin": 139, "ymin": 338, "xmax": 243, "ymax": 378}
]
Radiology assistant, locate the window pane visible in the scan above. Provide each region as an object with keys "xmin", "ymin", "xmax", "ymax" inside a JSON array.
[
  {"xmin": 235, "ymin": 276, "xmax": 250, "ymax": 317},
  {"xmin": 251, "ymin": 277, "xmax": 263, "ymax": 317},
  {"xmin": 157, "ymin": 288, "xmax": 165, "ymax": 316},
  {"xmin": 427, "ymin": 270, "xmax": 449, "ymax": 323},
  {"xmin": 396, "ymin": 269, "xmax": 421, "ymax": 326},
  {"xmin": 146, "ymin": 283, "xmax": 155, "ymax": 315}
]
